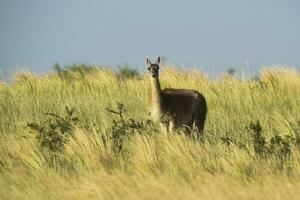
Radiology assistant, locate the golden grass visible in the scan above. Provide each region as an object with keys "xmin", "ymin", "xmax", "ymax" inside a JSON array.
[{"xmin": 0, "ymin": 66, "xmax": 300, "ymax": 199}]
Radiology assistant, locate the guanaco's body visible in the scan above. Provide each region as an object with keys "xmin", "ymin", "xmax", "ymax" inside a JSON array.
[{"xmin": 147, "ymin": 57, "xmax": 207, "ymax": 138}]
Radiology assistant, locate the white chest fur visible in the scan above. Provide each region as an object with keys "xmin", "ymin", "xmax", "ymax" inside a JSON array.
[{"xmin": 150, "ymin": 104, "xmax": 161, "ymax": 122}]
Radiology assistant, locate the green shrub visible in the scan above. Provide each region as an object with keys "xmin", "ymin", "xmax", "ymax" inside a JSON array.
[
  {"xmin": 247, "ymin": 120, "xmax": 270, "ymax": 156},
  {"xmin": 53, "ymin": 63, "xmax": 100, "ymax": 80},
  {"xmin": 116, "ymin": 66, "xmax": 140, "ymax": 80},
  {"xmin": 106, "ymin": 103, "xmax": 153, "ymax": 152},
  {"xmin": 27, "ymin": 106, "xmax": 79, "ymax": 152},
  {"xmin": 222, "ymin": 120, "xmax": 300, "ymax": 158}
]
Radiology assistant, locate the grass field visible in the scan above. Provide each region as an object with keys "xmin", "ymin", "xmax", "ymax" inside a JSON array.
[{"xmin": 0, "ymin": 66, "xmax": 300, "ymax": 199}]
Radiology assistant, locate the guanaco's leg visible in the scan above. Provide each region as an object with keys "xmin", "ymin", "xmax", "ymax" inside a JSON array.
[{"xmin": 168, "ymin": 120, "xmax": 176, "ymax": 133}]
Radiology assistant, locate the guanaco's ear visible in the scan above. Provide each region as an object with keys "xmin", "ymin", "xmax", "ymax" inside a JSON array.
[
  {"xmin": 156, "ymin": 56, "xmax": 160, "ymax": 65},
  {"xmin": 146, "ymin": 57, "xmax": 151, "ymax": 65}
]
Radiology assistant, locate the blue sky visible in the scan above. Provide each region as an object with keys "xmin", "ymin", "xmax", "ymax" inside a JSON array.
[{"xmin": 0, "ymin": 0, "xmax": 300, "ymax": 78}]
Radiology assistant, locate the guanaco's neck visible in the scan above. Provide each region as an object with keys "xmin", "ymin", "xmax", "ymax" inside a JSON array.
[
  {"xmin": 151, "ymin": 76, "xmax": 161, "ymax": 99},
  {"xmin": 150, "ymin": 76, "xmax": 162, "ymax": 121}
]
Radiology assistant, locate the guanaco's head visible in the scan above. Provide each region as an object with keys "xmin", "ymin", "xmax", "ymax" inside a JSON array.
[{"xmin": 146, "ymin": 56, "xmax": 160, "ymax": 78}]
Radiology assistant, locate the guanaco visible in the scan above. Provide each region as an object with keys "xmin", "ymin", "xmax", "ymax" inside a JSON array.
[{"xmin": 147, "ymin": 56, "xmax": 207, "ymax": 138}]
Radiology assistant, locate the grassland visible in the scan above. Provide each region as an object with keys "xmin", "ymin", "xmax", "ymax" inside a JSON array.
[{"xmin": 0, "ymin": 66, "xmax": 300, "ymax": 199}]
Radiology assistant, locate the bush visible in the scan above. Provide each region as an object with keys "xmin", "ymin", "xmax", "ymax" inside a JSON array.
[
  {"xmin": 221, "ymin": 120, "xmax": 300, "ymax": 158},
  {"xmin": 247, "ymin": 120, "xmax": 269, "ymax": 156},
  {"xmin": 53, "ymin": 63, "xmax": 100, "ymax": 80},
  {"xmin": 27, "ymin": 106, "xmax": 80, "ymax": 152},
  {"xmin": 116, "ymin": 66, "xmax": 140, "ymax": 80},
  {"xmin": 106, "ymin": 103, "xmax": 153, "ymax": 152}
]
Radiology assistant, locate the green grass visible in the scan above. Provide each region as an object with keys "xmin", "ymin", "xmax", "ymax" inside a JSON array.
[{"xmin": 0, "ymin": 66, "xmax": 300, "ymax": 199}]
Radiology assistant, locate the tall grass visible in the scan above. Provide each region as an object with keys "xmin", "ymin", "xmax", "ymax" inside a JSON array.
[{"xmin": 0, "ymin": 66, "xmax": 300, "ymax": 199}]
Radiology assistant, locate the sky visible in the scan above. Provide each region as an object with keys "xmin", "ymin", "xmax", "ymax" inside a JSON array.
[{"xmin": 0, "ymin": 0, "xmax": 300, "ymax": 79}]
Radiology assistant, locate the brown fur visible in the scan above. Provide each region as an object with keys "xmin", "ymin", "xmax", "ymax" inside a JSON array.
[{"xmin": 146, "ymin": 57, "xmax": 207, "ymax": 138}]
